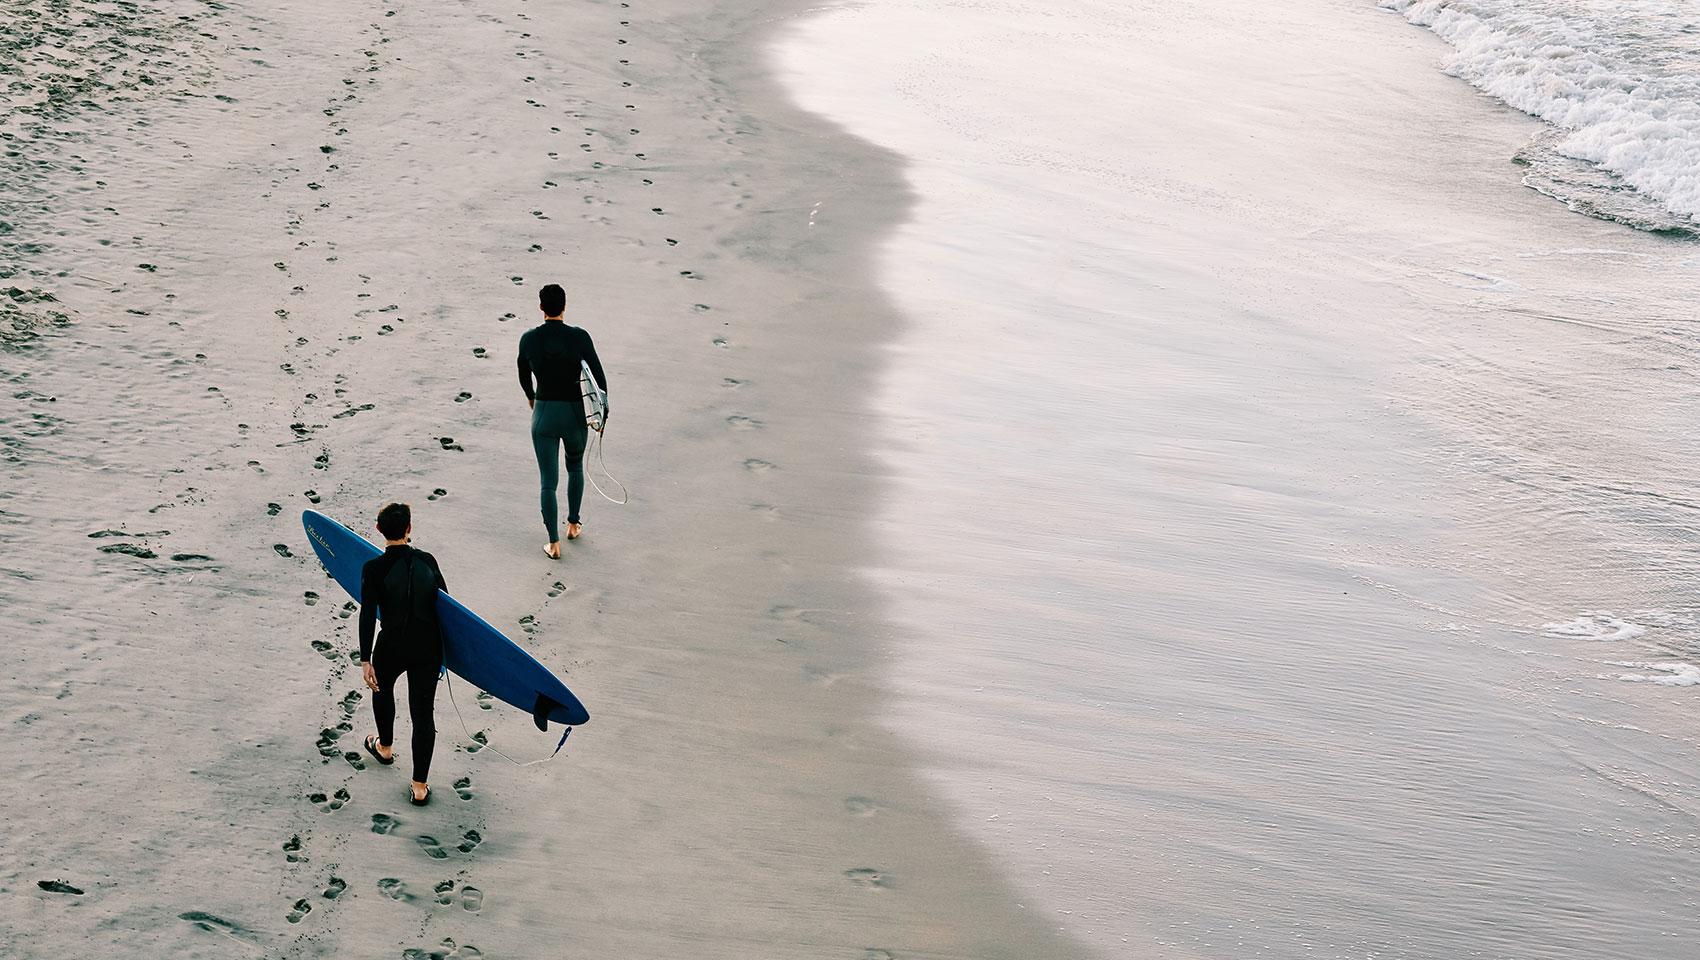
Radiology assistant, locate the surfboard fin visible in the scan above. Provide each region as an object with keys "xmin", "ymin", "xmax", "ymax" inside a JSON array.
[{"xmin": 532, "ymin": 692, "xmax": 564, "ymax": 732}]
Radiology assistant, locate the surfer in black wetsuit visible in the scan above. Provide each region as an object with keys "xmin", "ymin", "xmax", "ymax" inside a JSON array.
[
  {"xmin": 359, "ymin": 502, "xmax": 445, "ymax": 806},
  {"xmin": 518, "ymin": 282, "xmax": 608, "ymax": 559}
]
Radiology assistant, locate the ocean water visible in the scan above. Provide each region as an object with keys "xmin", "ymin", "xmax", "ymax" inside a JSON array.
[
  {"xmin": 778, "ymin": 0, "xmax": 1700, "ymax": 957},
  {"xmin": 1384, "ymin": 0, "xmax": 1700, "ymax": 235}
]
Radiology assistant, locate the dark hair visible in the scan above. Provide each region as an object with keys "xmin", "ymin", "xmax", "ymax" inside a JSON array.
[
  {"xmin": 376, "ymin": 502, "xmax": 411, "ymax": 540},
  {"xmin": 539, "ymin": 283, "xmax": 566, "ymax": 317}
]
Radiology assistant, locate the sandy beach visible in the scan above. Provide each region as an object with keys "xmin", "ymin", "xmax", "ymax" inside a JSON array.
[
  {"xmin": 13, "ymin": 0, "xmax": 1700, "ymax": 957},
  {"xmin": 1, "ymin": 0, "xmax": 1082, "ymax": 956}
]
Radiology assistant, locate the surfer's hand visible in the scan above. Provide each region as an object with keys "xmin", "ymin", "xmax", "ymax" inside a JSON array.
[
  {"xmin": 362, "ymin": 661, "xmax": 379, "ymax": 692},
  {"xmin": 528, "ymin": 397, "xmax": 535, "ymax": 410}
]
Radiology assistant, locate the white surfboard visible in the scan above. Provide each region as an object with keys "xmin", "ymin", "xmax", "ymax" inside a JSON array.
[{"xmin": 580, "ymin": 359, "xmax": 606, "ymax": 434}]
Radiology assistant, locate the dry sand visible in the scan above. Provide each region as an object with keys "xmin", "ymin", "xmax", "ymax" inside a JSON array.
[{"xmin": 0, "ymin": 0, "xmax": 1085, "ymax": 956}]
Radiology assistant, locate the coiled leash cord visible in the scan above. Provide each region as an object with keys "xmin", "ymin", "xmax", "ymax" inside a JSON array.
[{"xmin": 443, "ymin": 670, "xmax": 570, "ymax": 766}]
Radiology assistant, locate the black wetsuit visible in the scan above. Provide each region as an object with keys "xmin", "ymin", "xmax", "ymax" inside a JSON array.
[
  {"xmin": 518, "ymin": 319, "xmax": 607, "ymax": 540},
  {"xmin": 359, "ymin": 544, "xmax": 445, "ymax": 783}
]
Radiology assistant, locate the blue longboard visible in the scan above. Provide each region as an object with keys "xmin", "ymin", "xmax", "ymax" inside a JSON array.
[{"xmin": 302, "ymin": 510, "xmax": 589, "ymax": 729}]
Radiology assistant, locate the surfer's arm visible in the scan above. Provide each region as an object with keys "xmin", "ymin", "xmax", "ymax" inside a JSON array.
[
  {"xmin": 358, "ymin": 563, "xmax": 379, "ymax": 662},
  {"xmin": 517, "ymin": 352, "xmax": 537, "ymax": 405}
]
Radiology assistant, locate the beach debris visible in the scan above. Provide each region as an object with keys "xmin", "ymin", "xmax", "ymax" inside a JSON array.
[{"xmin": 37, "ymin": 879, "xmax": 83, "ymax": 895}]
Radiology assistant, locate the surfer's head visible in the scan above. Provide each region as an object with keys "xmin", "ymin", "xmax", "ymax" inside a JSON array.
[
  {"xmin": 376, "ymin": 502, "xmax": 411, "ymax": 541},
  {"xmin": 539, "ymin": 283, "xmax": 566, "ymax": 319}
]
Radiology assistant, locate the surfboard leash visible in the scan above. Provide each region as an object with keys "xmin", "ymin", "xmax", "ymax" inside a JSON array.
[
  {"xmin": 587, "ymin": 422, "xmax": 629, "ymax": 505},
  {"xmin": 442, "ymin": 670, "xmax": 571, "ymax": 766}
]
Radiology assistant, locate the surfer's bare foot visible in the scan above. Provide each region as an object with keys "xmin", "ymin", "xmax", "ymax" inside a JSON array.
[
  {"xmin": 566, "ymin": 522, "xmax": 582, "ymax": 541},
  {"xmin": 543, "ymin": 541, "xmax": 561, "ymax": 560}
]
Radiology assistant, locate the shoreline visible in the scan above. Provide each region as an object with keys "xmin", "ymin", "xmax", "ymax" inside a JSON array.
[
  {"xmin": 1, "ymin": 0, "xmax": 1085, "ymax": 956},
  {"xmin": 776, "ymin": 0, "xmax": 1700, "ymax": 956}
]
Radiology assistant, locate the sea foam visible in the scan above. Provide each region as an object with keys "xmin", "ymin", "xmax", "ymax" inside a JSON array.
[{"xmin": 1383, "ymin": 0, "xmax": 1700, "ymax": 232}]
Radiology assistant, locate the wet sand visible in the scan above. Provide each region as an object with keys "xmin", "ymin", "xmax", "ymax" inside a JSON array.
[{"xmin": 0, "ymin": 0, "xmax": 1084, "ymax": 956}]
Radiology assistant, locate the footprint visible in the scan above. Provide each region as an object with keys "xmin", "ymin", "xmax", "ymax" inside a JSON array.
[
  {"xmin": 267, "ymin": 502, "xmax": 282, "ymax": 516},
  {"xmin": 340, "ymin": 690, "xmax": 363, "ymax": 715},
  {"xmin": 417, "ymin": 836, "xmax": 449, "ymax": 859},
  {"xmin": 304, "ymin": 590, "xmax": 320, "ymax": 606},
  {"xmin": 316, "ymin": 729, "xmax": 341, "ymax": 757},
  {"xmin": 338, "ymin": 601, "xmax": 357, "ymax": 619},
  {"xmin": 456, "ymin": 829, "xmax": 482, "ymax": 854},
  {"xmin": 377, "ymin": 877, "xmax": 410, "ymax": 900},
  {"xmin": 460, "ymin": 886, "xmax": 483, "ymax": 912},
  {"xmin": 405, "ymin": 941, "xmax": 481, "ymax": 960},
  {"xmin": 726, "ymin": 416, "xmax": 762, "ymax": 430},
  {"xmin": 518, "ymin": 614, "xmax": 535, "ymax": 635},
  {"xmin": 475, "ymin": 691, "xmax": 493, "ymax": 711},
  {"xmin": 844, "ymin": 868, "xmax": 889, "ymax": 889},
  {"xmin": 454, "ymin": 776, "xmax": 473, "ymax": 800},
  {"xmin": 743, "ymin": 459, "xmax": 776, "ymax": 473},
  {"xmin": 454, "ymin": 391, "xmax": 473, "ymax": 402},
  {"xmin": 286, "ymin": 898, "xmax": 313, "ymax": 923},
  {"xmin": 99, "ymin": 543, "xmax": 157, "ymax": 559},
  {"xmin": 546, "ymin": 581, "xmax": 564, "ymax": 598},
  {"xmin": 323, "ymin": 877, "xmax": 346, "ymax": 899},
  {"xmin": 439, "ymin": 437, "xmax": 463, "ymax": 451},
  {"xmin": 273, "ymin": 543, "xmax": 293, "ymax": 557},
  {"xmin": 307, "ymin": 787, "xmax": 351, "ymax": 812},
  {"xmin": 311, "ymin": 639, "xmax": 338, "ymax": 660},
  {"xmin": 283, "ymin": 835, "xmax": 305, "ymax": 863},
  {"xmin": 471, "ymin": 347, "xmax": 488, "ymax": 359},
  {"xmin": 844, "ymin": 797, "xmax": 884, "ymax": 817},
  {"xmin": 427, "ymin": 488, "xmax": 448, "ymax": 501},
  {"xmin": 344, "ymin": 750, "xmax": 365, "ymax": 771},
  {"xmin": 371, "ymin": 813, "xmax": 402, "ymax": 835},
  {"xmin": 435, "ymin": 880, "xmax": 456, "ymax": 904},
  {"xmin": 465, "ymin": 730, "xmax": 487, "ymax": 754},
  {"xmin": 305, "ymin": 490, "xmax": 322, "ymax": 503},
  {"xmin": 179, "ymin": 911, "xmax": 261, "ymax": 947}
]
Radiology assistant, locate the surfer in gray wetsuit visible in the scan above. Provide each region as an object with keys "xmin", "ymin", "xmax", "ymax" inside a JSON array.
[
  {"xmin": 518, "ymin": 282, "xmax": 607, "ymax": 560},
  {"xmin": 359, "ymin": 502, "xmax": 444, "ymax": 806}
]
